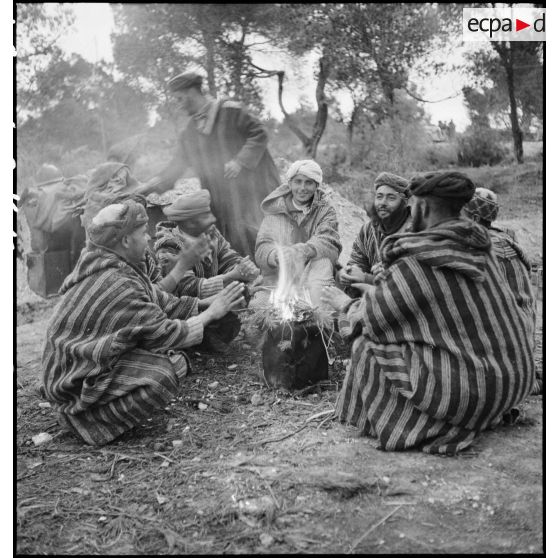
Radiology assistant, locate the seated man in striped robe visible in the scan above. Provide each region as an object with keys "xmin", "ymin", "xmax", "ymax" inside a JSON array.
[
  {"xmin": 462, "ymin": 187, "xmax": 540, "ymax": 395},
  {"xmin": 42, "ymin": 200, "xmax": 246, "ymax": 446},
  {"xmin": 338, "ymin": 172, "xmax": 411, "ymax": 294},
  {"xmin": 322, "ymin": 171, "xmax": 535, "ymax": 455},
  {"xmin": 162, "ymin": 191, "xmax": 261, "ymax": 351}
]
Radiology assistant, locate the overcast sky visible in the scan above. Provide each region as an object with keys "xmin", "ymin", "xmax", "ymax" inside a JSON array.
[{"xmin": 58, "ymin": 3, "xmax": 471, "ymax": 130}]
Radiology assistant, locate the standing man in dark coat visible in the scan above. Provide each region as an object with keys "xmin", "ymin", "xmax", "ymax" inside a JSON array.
[{"xmin": 139, "ymin": 72, "xmax": 280, "ymax": 259}]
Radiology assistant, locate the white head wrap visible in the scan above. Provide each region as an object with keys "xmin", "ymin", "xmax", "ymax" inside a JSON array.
[{"xmin": 285, "ymin": 159, "xmax": 323, "ymax": 187}]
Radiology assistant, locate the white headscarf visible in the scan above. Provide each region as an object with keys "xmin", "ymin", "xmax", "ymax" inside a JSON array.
[{"xmin": 285, "ymin": 159, "xmax": 323, "ymax": 187}]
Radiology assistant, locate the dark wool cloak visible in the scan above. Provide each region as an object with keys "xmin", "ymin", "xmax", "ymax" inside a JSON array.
[
  {"xmin": 42, "ymin": 247, "xmax": 203, "ymax": 445},
  {"xmin": 152, "ymin": 99, "xmax": 280, "ymax": 258},
  {"xmin": 336, "ymin": 219, "xmax": 535, "ymax": 455}
]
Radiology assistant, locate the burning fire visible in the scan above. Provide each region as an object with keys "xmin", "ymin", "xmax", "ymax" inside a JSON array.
[{"xmin": 268, "ymin": 244, "xmax": 312, "ymax": 321}]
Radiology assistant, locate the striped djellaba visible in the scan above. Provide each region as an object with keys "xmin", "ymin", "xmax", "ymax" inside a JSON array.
[
  {"xmin": 335, "ymin": 219, "xmax": 535, "ymax": 455},
  {"xmin": 42, "ymin": 247, "xmax": 203, "ymax": 445},
  {"xmin": 489, "ymin": 226, "xmax": 536, "ymax": 339}
]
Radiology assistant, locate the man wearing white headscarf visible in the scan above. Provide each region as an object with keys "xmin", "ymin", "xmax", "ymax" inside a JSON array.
[{"xmin": 255, "ymin": 159, "xmax": 341, "ymax": 306}]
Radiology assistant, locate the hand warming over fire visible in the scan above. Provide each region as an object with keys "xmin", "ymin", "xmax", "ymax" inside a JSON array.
[
  {"xmin": 338, "ymin": 264, "xmax": 366, "ymax": 285},
  {"xmin": 228, "ymin": 256, "xmax": 260, "ymax": 283},
  {"xmin": 321, "ymin": 285, "xmax": 353, "ymax": 313},
  {"xmin": 201, "ymin": 281, "xmax": 246, "ymax": 323},
  {"xmin": 237, "ymin": 256, "xmax": 260, "ymax": 281}
]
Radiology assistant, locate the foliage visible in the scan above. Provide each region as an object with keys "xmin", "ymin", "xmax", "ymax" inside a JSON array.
[
  {"xmin": 17, "ymin": 52, "xmax": 150, "ymax": 189},
  {"xmin": 111, "ymin": 4, "xmax": 277, "ymax": 116},
  {"xmin": 264, "ymin": 3, "xmax": 452, "ymax": 158},
  {"xmin": 463, "ymin": 43, "xmax": 543, "ymax": 131},
  {"xmin": 16, "ymin": 4, "xmax": 75, "ymax": 119},
  {"xmin": 347, "ymin": 90, "xmax": 432, "ymax": 176},
  {"xmin": 457, "ymin": 126, "xmax": 507, "ymax": 168}
]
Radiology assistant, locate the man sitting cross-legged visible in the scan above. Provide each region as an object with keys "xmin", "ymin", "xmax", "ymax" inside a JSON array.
[
  {"xmin": 42, "ymin": 200, "xmax": 246, "ymax": 446},
  {"xmin": 322, "ymin": 171, "xmax": 535, "ymax": 455},
  {"xmin": 162, "ymin": 191, "xmax": 261, "ymax": 351}
]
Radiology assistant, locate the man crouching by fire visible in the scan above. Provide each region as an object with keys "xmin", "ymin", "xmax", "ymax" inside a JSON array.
[
  {"xmin": 160, "ymin": 191, "xmax": 261, "ymax": 352},
  {"xmin": 254, "ymin": 160, "xmax": 341, "ymax": 308}
]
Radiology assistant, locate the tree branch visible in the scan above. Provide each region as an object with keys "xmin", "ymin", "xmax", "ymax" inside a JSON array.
[
  {"xmin": 247, "ymin": 61, "xmax": 311, "ymax": 147},
  {"xmin": 403, "ymin": 86, "xmax": 460, "ymax": 103}
]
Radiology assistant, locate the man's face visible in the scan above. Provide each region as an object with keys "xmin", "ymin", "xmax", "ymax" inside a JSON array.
[
  {"xmin": 123, "ymin": 224, "xmax": 150, "ymax": 264},
  {"xmin": 178, "ymin": 211, "xmax": 216, "ymax": 236},
  {"xmin": 374, "ymin": 185, "xmax": 405, "ymax": 220},
  {"xmin": 289, "ymin": 174, "xmax": 318, "ymax": 205},
  {"xmin": 409, "ymin": 196, "xmax": 427, "ymax": 232},
  {"xmin": 173, "ymin": 89, "xmax": 197, "ymax": 116},
  {"xmin": 156, "ymin": 247, "xmax": 179, "ymax": 275}
]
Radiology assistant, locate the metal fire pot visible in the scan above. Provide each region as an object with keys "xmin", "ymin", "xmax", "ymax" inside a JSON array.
[{"xmin": 261, "ymin": 321, "xmax": 329, "ymax": 390}]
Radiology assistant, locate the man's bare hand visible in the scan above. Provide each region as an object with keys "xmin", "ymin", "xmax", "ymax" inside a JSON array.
[
  {"xmin": 236, "ymin": 256, "xmax": 260, "ymax": 281},
  {"xmin": 207, "ymin": 282, "xmax": 246, "ymax": 320},
  {"xmin": 370, "ymin": 262, "xmax": 386, "ymax": 284},
  {"xmin": 224, "ymin": 160, "xmax": 242, "ymax": 179},
  {"xmin": 321, "ymin": 285, "xmax": 353, "ymax": 313},
  {"xmin": 339, "ymin": 264, "xmax": 366, "ymax": 286}
]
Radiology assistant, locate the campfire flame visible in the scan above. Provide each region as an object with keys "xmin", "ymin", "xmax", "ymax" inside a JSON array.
[{"xmin": 268, "ymin": 244, "xmax": 312, "ymax": 321}]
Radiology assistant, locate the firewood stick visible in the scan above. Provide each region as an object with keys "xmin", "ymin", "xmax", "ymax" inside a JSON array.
[{"xmin": 347, "ymin": 505, "xmax": 402, "ymax": 554}]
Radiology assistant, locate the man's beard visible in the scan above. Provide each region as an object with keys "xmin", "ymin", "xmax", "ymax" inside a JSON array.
[{"xmin": 371, "ymin": 200, "xmax": 408, "ymax": 234}]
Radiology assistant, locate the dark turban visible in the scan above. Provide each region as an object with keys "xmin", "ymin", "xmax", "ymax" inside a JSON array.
[
  {"xmin": 87, "ymin": 200, "xmax": 148, "ymax": 249},
  {"xmin": 168, "ymin": 72, "xmax": 203, "ymax": 92},
  {"xmin": 162, "ymin": 190, "xmax": 211, "ymax": 221},
  {"xmin": 462, "ymin": 187, "xmax": 499, "ymax": 227},
  {"xmin": 409, "ymin": 171, "xmax": 476, "ymax": 204},
  {"xmin": 374, "ymin": 172, "xmax": 409, "ymax": 197}
]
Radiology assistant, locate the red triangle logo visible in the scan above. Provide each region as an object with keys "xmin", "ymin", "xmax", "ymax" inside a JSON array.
[{"xmin": 516, "ymin": 19, "xmax": 530, "ymax": 32}]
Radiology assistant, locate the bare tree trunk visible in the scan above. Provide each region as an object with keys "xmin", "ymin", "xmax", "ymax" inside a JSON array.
[
  {"xmin": 492, "ymin": 41, "xmax": 523, "ymax": 164},
  {"xmin": 308, "ymin": 57, "xmax": 329, "ymax": 159},
  {"xmin": 254, "ymin": 58, "xmax": 330, "ymax": 159},
  {"xmin": 204, "ymin": 31, "xmax": 217, "ymax": 97},
  {"xmin": 275, "ymin": 72, "xmax": 312, "ymax": 154},
  {"xmin": 347, "ymin": 105, "xmax": 360, "ymax": 168},
  {"xmin": 98, "ymin": 112, "xmax": 107, "ymax": 155},
  {"xmin": 506, "ymin": 42, "xmax": 524, "ymax": 164}
]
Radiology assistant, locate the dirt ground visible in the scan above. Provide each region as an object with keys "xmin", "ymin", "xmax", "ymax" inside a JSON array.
[{"xmin": 16, "ymin": 164, "xmax": 543, "ymax": 554}]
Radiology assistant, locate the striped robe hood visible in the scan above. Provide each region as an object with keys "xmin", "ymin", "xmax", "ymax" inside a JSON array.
[
  {"xmin": 43, "ymin": 247, "xmax": 202, "ymax": 422},
  {"xmin": 336, "ymin": 218, "xmax": 535, "ymax": 455}
]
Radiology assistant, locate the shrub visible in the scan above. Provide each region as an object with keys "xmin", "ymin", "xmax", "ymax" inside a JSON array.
[
  {"xmin": 457, "ymin": 127, "xmax": 506, "ymax": 167},
  {"xmin": 425, "ymin": 142, "xmax": 459, "ymax": 167}
]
